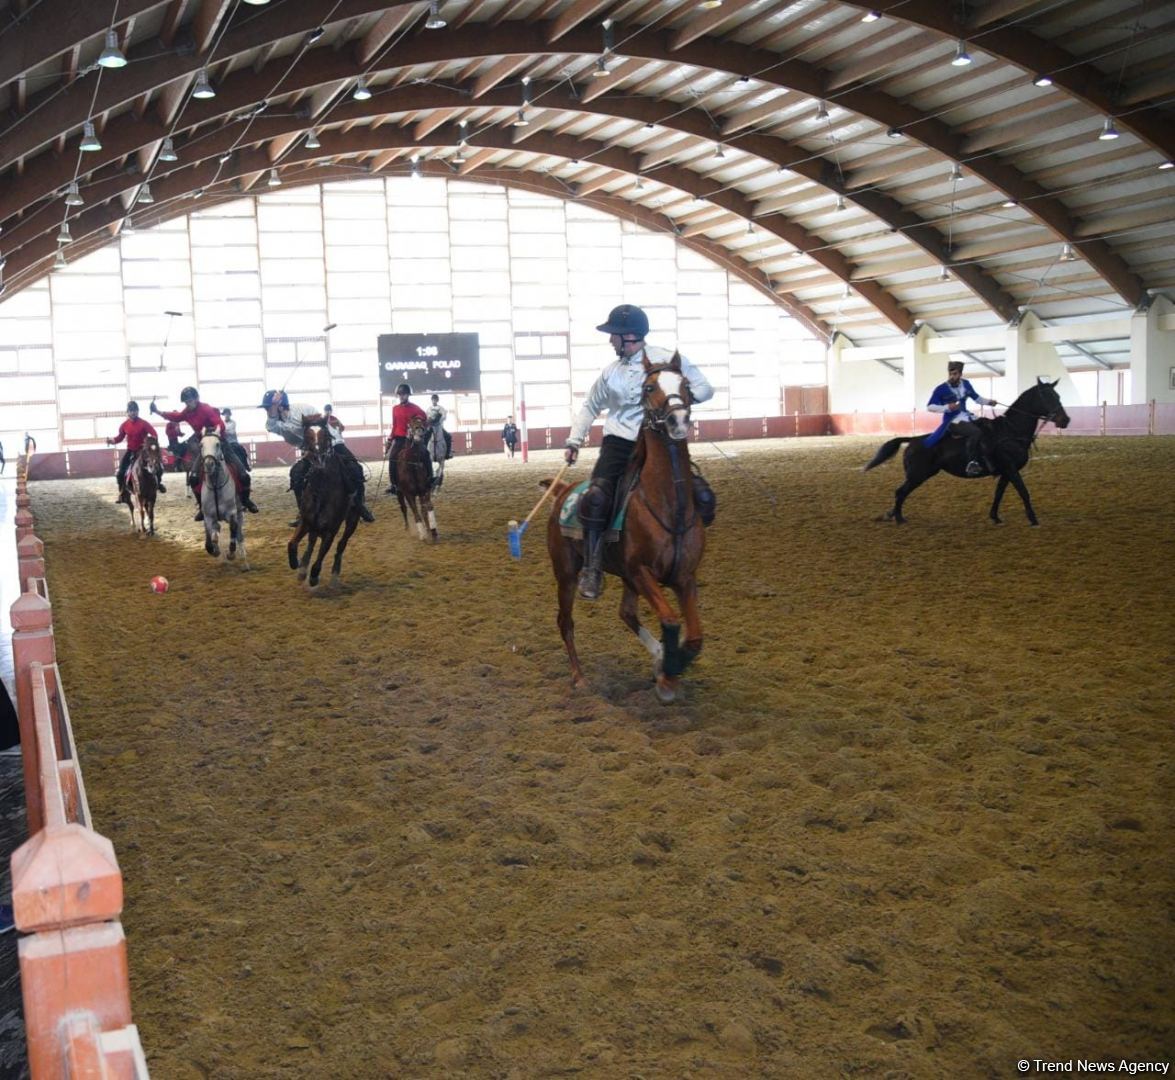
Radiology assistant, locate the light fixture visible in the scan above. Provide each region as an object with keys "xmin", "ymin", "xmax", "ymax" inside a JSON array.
[
  {"xmin": 218, "ymin": 152, "xmax": 232, "ymax": 164},
  {"xmin": 1001, "ymin": 198, "xmax": 1017, "ymax": 208},
  {"xmin": 80, "ymin": 120, "xmax": 102, "ymax": 152},
  {"xmin": 1098, "ymin": 116, "xmax": 1120, "ymax": 140},
  {"xmin": 861, "ymin": 9, "xmax": 881, "ymax": 21},
  {"xmin": 159, "ymin": 136, "xmax": 178, "ymax": 162},
  {"xmin": 645, "ymin": 121, "xmax": 655, "ymax": 129},
  {"xmin": 746, "ymin": 220, "xmax": 753, "ymax": 234},
  {"xmin": 835, "ymin": 194, "xmax": 846, "ymax": 211},
  {"xmin": 192, "ymin": 69, "xmax": 216, "ymax": 99},
  {"xmin": 305, "ymin": 129, "xmax": 320, "ymax": 149},
  {"xmin": 1033, "ymin": 74, "xmax": 1053, "ymax": 87},
  {"xmin": 192, "ymin": 187, "xmax": 204, "ymax": 198},
  {"xmin": 699, "ymin": 0, "xmax": 723, "ymax": 8},
  {"xmin": 97, "ymin": 29, "xmax": 127, "ymax": 69},
  {"xmin": 593, "ymin": 57, "xmax": 609, "ymax": 78},
  {"xmin": 410, "ymin": 157, "xmax": 422, "ymax": 180},
  {"xmin": 950, "ymin": 163, "xmax": 963, "ymax": 181},
  {"xmin": 267, "ymin": 168, "xmax": 281, "ymax": 186},
  {"xmin": 353, "ymin": 79, "xmax": 372, "ymax": 101},
  {"xmin": 64, "ymin": 182, "xmax": 84, "ymax": 207},
  {"xmin": 1059, "ymin": 242, "xmax": 1076, "ymax": 262},
  {"xmin": 121, "ymin": 218, "xmax": 136, "ymax": 235},
  {"xmin": 54, "ymin": 250, "xmax": 66, "ymax": 270},
  {"xmin": 453, "ymin": 142, "xmax": 467, "ymax": 164},
  {"xmin": 56, "ymin": 222, "xmax": 72, "ymax": 244},
  {"xmin": 137, "ymin": 183, "xmax": 155, "ymax": 205},
  {"xmin": 513, "ymin": 109, "xmax": 529, "ymax": 127},
  {"xmin": 241, "ymin": 0, "xmax": 271, "ymax": 4},
  {"xmin": 815, "ymin": 100, "xmax": 829, "ymax": 121},
  {"xmin": 714, "ymin": 144, "xmax": 725, "ymax": 159},
  {"xmin": 635, "ymin": 175, "xmax": 644, "ymax": 189},
  {"xmin": 1160, "ymin": 161, "xmax": 1174, "ymax": 171},
  {"xmin": 951, "ymin": 40, "xmax": 972, "ymax": 67},
  {"xmin": 791, "ymin": 249, "xmax": 804, "ymax": 258},
  {"xmin": 939, "ymin": 266, "xmax": 951, "ymax": 282},
  {"xmin": 306, "ymin": 26, "xmax": 325, "ymax": 44},
  {"xmin": 425, "ymin": 0, "xmax": 446, "ymax": 29},
  {"xmin": 886, "ymin": 127, "xmax": 904, "ymax": 139}
]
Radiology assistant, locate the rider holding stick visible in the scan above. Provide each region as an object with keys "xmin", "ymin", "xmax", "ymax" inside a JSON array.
[
  {"xmin": 926, "ymin": 360, "xmax": 998, "ymax": 476},
  {"xmin": 107, "ymin": 400, "xmax": 165, "ymax": 504},
  {"xmin": 563, "ymin": 304, "xmax": 717, "ymax": 601}
]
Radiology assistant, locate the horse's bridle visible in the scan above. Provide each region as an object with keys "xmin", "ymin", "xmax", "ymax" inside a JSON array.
[{"xmin": 642, "ymin": 366, "xmax": 692, "ymax": 433}]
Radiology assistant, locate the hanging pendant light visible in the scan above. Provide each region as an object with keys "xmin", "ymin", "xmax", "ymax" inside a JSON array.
[
  {"xmin": 352, "ymin": 79, "xmax": 372, "ymax": 101},
  {"xmin": 425, "ymin": 1, "xmax": 446, "ymax": 29},
  {"xmin": 513, "ymin": 109, "xmax": 529, "ymax": 127},
  {"xmin": 54, "ymin": 250, "xmax": 67, "ymax": 270},
  {"xmin": 192, "ymin": 69, "xmax": 216, "ymax": 99},
  {"xmin": 305, "ymin": 129, "xmax": 321, "ymax": 149},
  {"xmin": 268, "ymin": 168, "xmax": 281, "ymax": 186},
  {"xmin": 64, "ymin": 182, "xmax": 84, "ymax": 207},
  {"xmin": 593, "ymin": 57, "xmax": 609, "ymax": 78},
  {"xmin": 97, "ymin": 29, "xmax": 127, "ymax": 69},
  {"xmin": 1098, "ymin": 117, "xmax": 1120, "ymax": 140},
  {"xmin": 835, "ymin": 194, "xmax": 846, "ymax": 211},
  {"xmin": 410, "ymin": 157, "xmax": 422, "ymax": 180},
  {"xmin": 159, "ymin": 136, "xmax": 178, "ymax": 162},
  {"xmin": 815, "ymin": 100, "xmax": 829, "ymax": 120},
  {"xmin": 80, "ymin": 120, "xmax": 102, "ymax": 152},
  {"xmin": 1059, "ymin": 243, "xmax": 1076, "ymax": 262},
  {"xmin": 57, "ymin": 222, "xmax": 72, "ymax": 244},
  {"xmin": 951, "ymin": 40, "xmax": 972, "ymax": 67},
  {"xmin": 137, "ymin": 183, "xmax": 155, "ymax": 205}
]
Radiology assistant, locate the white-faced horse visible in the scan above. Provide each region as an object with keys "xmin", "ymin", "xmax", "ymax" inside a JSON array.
[{"xmin": 199, "ymin": 433, "xmax": 250, "ymax": 569}]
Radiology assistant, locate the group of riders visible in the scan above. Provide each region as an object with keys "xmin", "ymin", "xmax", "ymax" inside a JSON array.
[{"xmin": 104, "ymin": 302, "xmax": 995, "ymax": 602}]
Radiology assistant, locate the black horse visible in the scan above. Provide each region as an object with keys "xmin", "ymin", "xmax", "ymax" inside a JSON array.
[
  {"xmin": 865, "ymin": 377, "xmax": 1071, "ymax": 526},
  {"xmin": 288, "ymin": 426, "xmax": 362, "ymax": 587}
]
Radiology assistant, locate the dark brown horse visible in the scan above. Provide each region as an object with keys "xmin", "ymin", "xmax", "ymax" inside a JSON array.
[
  {"xmin": 546, "ymin": 351, "xmax": 704, "ymax": 703},
  {"xmin": 392, "ymin": 415, "xmax": 438, "ymax": 542},
  {"xmin": 865, "ymin": 378, "xmax": 1070, "ymax": 526},
  {"xmin": 126, "ymin": 435, "xmax": 161, "ymax": 537},
  {"xmin": 288, "ymin": 425, "xmax": 361, "ymax": 588}
]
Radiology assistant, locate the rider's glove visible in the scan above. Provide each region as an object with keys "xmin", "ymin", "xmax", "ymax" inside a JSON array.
[{"xmin": 564, "ymin": 442, "xmax": 579, "ymax": 465}]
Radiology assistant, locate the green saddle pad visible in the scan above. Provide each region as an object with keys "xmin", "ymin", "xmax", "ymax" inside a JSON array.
[{"xmin": 558, "ymin": 479, "xmax": 628, "ymax": 538}]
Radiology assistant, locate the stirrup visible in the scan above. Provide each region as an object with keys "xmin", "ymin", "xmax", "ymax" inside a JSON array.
[
  {"xmin": 965, "ymin": 460, "xmax": 984, "ymax": 477},
  {"xmin": 358, "ymin": 503, "xmax": 375, "ymax": 523},
  {"xmin": 157, "ymin": 482, "xmax": 167, "ymax": 493},
  {"xmin": 242, "ymin": 496, "xmax": 259, "ymax": 513},
  {"xmin": 193, "ymin": 509, "xmax": 204, "ymax": 522}
]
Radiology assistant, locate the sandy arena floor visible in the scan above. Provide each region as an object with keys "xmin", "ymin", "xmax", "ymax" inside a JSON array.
[{"xmin": 28, "ymin": 435, "xmax": 1175, "ymax": 1078}]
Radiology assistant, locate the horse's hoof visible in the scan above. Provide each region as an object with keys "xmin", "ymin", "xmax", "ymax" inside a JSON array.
[
  {"xmin": 654, "ymin": 677, "xmax": 678, "ymax": 704},
  {"xmin": 297, "ymin": 570, "xmax": 308, "ymax": 582}
]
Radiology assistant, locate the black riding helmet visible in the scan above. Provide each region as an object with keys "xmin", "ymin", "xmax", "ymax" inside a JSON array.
[
  {"xmin": 596, "ymin": 304, "xmax": 649, "ymax": 339},
  {"xmin": 180, "ymin": 386, "xmax": 200, "ymax": 404},
  {"xmin": 395, "ymin": 383, "xmax": 412, "ymax": 395},
  {"xmin": 126, "ymin": 400, "xmax": 140, "ymax": 413}
]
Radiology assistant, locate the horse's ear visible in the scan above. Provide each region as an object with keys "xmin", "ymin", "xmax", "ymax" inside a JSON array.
[
  {"xmin": 1036, "ymin": 376, "xmax": 1059, "ymax": 387},
  {"xmin": 669, "ymin": 350, "xmax": 682, "ymax": 372},
  {"xmin": 642, "ymin": 352, "xmax": 653, "ymax": 373}
]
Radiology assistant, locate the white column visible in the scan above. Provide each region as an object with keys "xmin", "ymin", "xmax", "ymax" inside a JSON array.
[
  {"xmin": 1005, "ymin": 311, "xmax": 1078, "ymax": 401},
  {"xmin": 1130, "ymin": 294, "xmax": 1175, "ymax": 404}
]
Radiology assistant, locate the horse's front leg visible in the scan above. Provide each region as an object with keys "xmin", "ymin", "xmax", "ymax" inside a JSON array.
[
  {"xmin": 205, "ymin": 518, "xmax": 220, "ymax": 558},
  {"xmin": 329, "ymin": 515, "xmax": 361, "ymax": 585},
  {"xmin": 989, "ymin": 475, "xmax": 1010, "ymax": 525},
  {"xmin": 308, "ymin": 523, "xmax": 340, "ymax": 588},
  {"xmin": 397, "ymin": 491, "xmax": 409, "ymax": 529},
  {"xmin": 671, "ymin": 578, "xmax": 704, "ymax": 674},
  {"xmin": 287, "ymin": 517, "xmax": 309, "ymax": 570},
  {"xmin": 421, "ymin": 493, "xmax": 438, "ymax": 542},
  {"xmin": 230, "ymin": 512, "xmax": 250, "ymax": 570},
  {"xmin": 408, "ymin": 496, "xmax": 427, "ymax": 541},
  {"xmin": 1004, "ymin": 468, "xmax": 1039, "ymax": 526},
  {"xmin": 620, "ymin": 581, "xmax": 662, "ymax": 671},
  {"xmin": 298, "ymin": 533, "xmax": 317, "ymax": 581},
  {"xmin": 633, "ymin": 566, "xmax": 684, "ymax": 703}
]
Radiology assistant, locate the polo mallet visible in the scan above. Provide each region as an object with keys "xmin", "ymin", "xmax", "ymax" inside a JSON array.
[
  {"xmin": 158, "ymin": 310, "xmax": 183, "ymax": 371},
  {"xmin": 508, "ymin": 461, "xmax": 571, "ymax": 559}
]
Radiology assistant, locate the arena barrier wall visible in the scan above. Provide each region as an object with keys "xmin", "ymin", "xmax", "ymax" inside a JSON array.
[
  {"xmin": 8, "ymin": 463, "xmax": 150, "ymax": 1079},
  {"xmin": 24, "ymin": 403, "xmax": 1172, "ymax": 481}
]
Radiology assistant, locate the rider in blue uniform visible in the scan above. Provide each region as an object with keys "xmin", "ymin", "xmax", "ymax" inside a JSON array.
[
  {"xmin": 563, "ymin": 304, "xmax": 717, "ymax": 601},
  {"xmin": 926, "ymin": 360, "xmax": 998, "ymax": 476}
]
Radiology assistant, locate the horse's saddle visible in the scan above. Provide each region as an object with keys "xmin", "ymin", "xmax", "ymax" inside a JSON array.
[{"xmin": 558, "ymin": 480, "xmax": 631, "ymax": 541}]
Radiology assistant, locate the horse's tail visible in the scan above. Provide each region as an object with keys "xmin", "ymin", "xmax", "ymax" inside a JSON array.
[{"xmin": 863, "ymin": 437, "xmax": 913, "ymax": 472}]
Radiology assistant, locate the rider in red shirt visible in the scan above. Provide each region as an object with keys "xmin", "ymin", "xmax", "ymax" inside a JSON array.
[
  {"xmin": 107, "ymin": 401, "xmax": 165, "ymax": 503},
  {"xmin": 151, "ymin": 387, "xmax": 258, "ymax": 518},
  {"xmin": 384, "ymin": 383, "xmax": 431, "ymax": 495}
]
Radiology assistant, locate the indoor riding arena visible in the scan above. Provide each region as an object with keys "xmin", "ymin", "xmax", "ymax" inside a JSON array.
[{"xmin": 2, "ymin": 0, "xmax": 1174, "ymax": 1077}]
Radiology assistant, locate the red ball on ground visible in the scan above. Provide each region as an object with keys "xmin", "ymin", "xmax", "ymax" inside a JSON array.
[{"xmin": 150, "ymin": 576, "xmax": 169, "ymax": 594}]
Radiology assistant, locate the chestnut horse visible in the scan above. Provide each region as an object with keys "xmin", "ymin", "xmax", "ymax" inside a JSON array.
[
  {"xmin": 288, "ymin": 425, "xmax": 362, "ymax": 588},
  {"xmin": 546, "ymin": 352, "xmax": 704, "ymax": 703},
  {"xmin": 126, "ymin": 435, "xmax": 161, "ymax": 537},
  {"xmin": 392, "ymin": 416, "xmax": 438, "ymax": 542}
]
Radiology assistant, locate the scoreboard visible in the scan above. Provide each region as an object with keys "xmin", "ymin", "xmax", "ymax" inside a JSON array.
[{"xmin": 377, "ymin": 333, "xmax": 480, "ymax": 395}]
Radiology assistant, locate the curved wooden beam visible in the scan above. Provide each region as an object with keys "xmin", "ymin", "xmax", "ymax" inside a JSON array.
[
  {"xmin": 0, "ymin": 15, "xmax": 1143, "ymax": 311},
  {"xmin": 835, "ymin": 0, "xmax": 1175, "ymax": 163}
]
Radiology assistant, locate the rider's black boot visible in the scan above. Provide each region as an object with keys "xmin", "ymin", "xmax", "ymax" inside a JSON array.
[
  {"xmin": 194, "ymin": 509, "xmax": 204, "ymax": 522},
  {"xmin": 577, "ymin": 529, "xmax": 605, "ymax": 600},
  {"xmin": 157, "ymin": 479, "xmax": 167, "ymax": 493},
  {"xmin": 242, "ymin": 496, "xmax": 259, "ymax": 513},
  {"xmin": 354, "ymin": 488, "xmax": 375, "ymax": 523}
]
